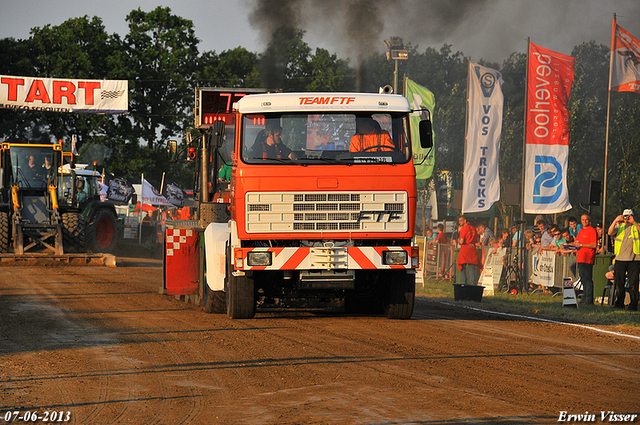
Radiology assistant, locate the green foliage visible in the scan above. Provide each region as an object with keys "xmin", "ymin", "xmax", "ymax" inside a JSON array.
[
  {"xmin": 418, "ymin": 280, "xmax": 640, "ymax": 328},
  {"xmin": 124, "ymin": 7, "xmax": 199, "ymax": 151},
  {"xmin": 196, "ymin": 47, "xmax": 260, "ymax": 88}
]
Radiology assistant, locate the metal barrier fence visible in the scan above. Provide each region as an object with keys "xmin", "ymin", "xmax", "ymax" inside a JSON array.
[{"xmin": 423, "ymin": 243, "xmax": 579, "ymax": 289}]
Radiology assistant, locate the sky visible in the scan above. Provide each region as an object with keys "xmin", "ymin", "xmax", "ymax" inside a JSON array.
[{"xmin": 0, "ymin": 0, "xmax": 638, "ymax": 65}]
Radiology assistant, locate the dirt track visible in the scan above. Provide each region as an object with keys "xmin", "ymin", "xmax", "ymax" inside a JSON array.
[{"xmin": 0, "ymin": 259, "xmax": 638, "ymax": 424}]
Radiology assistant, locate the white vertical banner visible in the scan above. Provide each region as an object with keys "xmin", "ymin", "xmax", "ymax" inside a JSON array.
[{"xmin": 462, "ymin": 62, "xmax": 504, "ymax": 213}]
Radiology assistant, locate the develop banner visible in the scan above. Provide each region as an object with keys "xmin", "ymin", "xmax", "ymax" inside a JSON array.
[
  {"xmin": 523, "ymin": 42, "xmax": 574, "ymax": 214},
  {"xmin": 0, "ymin": 75, "xmax": 128, "ymax": 113},
  {"xmin": 462, "ymin": 62, "xmax": 503, "ymax": 213}
]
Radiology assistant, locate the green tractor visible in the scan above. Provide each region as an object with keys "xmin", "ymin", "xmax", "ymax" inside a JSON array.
[
  {"xmin": 0, "ymin": 141, "xmax": 84, "ymax": 254},
  {"xmin": 60, "ymin": 164, "xmax": 118, "ymax": 253}
]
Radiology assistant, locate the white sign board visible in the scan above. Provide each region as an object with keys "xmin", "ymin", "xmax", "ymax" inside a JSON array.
[
  {"xmin": 530, "ymin": 251, "xmax": 556, "ymax": 287},
  {"xmin": 0, "ymin": 75, "xmax": 128, "ymax": 113}
]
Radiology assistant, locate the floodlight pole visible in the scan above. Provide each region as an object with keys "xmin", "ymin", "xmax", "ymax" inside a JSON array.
[{"xmin": 394, "ymin": 59, "xmax": 399, "ymax": 95}]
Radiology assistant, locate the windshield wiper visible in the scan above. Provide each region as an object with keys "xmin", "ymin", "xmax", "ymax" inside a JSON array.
[{"xmin": 299, "ymin": 157, "xmax": 347, "ymax": 164}]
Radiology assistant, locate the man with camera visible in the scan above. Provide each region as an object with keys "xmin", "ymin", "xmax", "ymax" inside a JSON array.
[{"xmin": 608, "ymin": 209, "xmax": 640, "ymax": 310}]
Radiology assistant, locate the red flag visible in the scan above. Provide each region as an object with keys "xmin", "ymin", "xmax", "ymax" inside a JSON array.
[
  {"xmin": 524, "ymin": 42, "xmax": 574, "ymax": 214},
  {"xmin": 610, "ymin": 18, "xmax": 640, "ymax": 93},
  {"xmin": 526, "ymin": 42, "xmax": 575, "ymax": 147}
]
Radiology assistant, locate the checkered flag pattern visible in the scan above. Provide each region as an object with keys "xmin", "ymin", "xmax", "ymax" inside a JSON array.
[
  {"xmin": 101, "ymin": 90, "xmax": 126, "ymax": 99},
  {"xmin": 166, "ymin": 229, "xmax": 194, "ymax": 256}
]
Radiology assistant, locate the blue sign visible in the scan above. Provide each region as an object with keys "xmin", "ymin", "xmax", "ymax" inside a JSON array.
[{"xmin": 533, "ymin": 155, "xmax": 563, "ymax": 204}]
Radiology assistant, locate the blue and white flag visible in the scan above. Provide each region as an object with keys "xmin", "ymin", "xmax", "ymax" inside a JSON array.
[{"xmin": 462, "ymin": 62, "xmax": 503, "ymax": 213}]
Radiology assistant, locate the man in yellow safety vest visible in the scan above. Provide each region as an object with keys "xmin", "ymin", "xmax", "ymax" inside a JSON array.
[{"xmin": 607, "ymin": 209, "xmax": 640, "ymax": 310}]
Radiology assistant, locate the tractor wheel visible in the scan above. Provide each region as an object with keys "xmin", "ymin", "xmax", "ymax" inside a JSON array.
[
  {"xmin": 0, "ymin": 211, "xmax": 9, "ymax": 253},
  {"xmin": 88, "ymin": 209, "xmax": 117, "ymax": 253},
  {"xmin": 62, "ymin": 212, "xmax": 86, "ymax": 253}
]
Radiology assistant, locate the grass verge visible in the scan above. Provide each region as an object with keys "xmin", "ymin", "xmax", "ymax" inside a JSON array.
[{"xmin": 417, "ymin": 279, "xmax": 640, "ymax": 328}]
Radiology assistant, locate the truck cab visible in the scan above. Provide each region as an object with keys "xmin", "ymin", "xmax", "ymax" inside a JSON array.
[{"xmin": 202, "ymin": 92, "xmax": 432, "ymax": 319}]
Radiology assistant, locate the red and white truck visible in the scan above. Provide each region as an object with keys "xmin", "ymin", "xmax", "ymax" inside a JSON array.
[{"xmin": 164, "ymin": 89, "xmax": 432, "ymax": 319}]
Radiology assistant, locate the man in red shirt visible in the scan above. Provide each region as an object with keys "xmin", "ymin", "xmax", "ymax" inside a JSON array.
[
  {"xmin": 570, "ymin": 214, "xmax": 598, "ymax": 304},
  {"xmin": 457, "ymin": 215, "xmax": 480, "ymax": 285}
]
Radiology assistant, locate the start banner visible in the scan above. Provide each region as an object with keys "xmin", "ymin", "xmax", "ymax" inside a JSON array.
[
  {"xmin": 0, "ymin": 75, "xmax": 128, "ymax": 114},
  {"xmin": 523, "ymin": 42, "xmax": 574, "ymax": 214}
]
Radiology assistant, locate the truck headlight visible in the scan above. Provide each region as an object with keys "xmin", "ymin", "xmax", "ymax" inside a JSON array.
[
  {"xmin": 383, "ymin": 250, "xmax": 407, "ymax": 265},
  {"xmin": 247, "ymin": 251, "xmax": 272, "ymax": 266}
]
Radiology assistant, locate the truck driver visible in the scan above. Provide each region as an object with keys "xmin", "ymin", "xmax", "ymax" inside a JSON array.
[{"xmin": 349, "ymin": 117, "xmax": 395, "ymax": 152}]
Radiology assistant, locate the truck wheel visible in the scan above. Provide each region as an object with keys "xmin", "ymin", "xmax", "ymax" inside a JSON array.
[
  {"xmin": 62, "ymin": 212, "xmax": 86, "ymax": 253},
  {"xmin": 88, "ymin": 209, "xmax": 117, "ymax": 253},
  {"xmin": 383, "ymin": 270, "xmax": 415, "ymax": 320},
  {"xmin": 202, "ymin": 283, "xmax": 226, "ymax": 314},
  {"xmin": 226, "ymin": 254, "xmax": 256, "ymax": 319},
  {"xmin": 0, "ymin": 211, "xmax": 9, "ymax": 253}
]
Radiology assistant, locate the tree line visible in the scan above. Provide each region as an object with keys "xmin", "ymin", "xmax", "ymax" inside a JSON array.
[{"xmin": 0, "ymin": 6, "xmax": 638, "ymax": 226}]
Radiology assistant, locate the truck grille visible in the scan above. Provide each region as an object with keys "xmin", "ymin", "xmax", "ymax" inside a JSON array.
[{"xmin": 245, "ymin": 191, "xmax": 408, "ymax": 233}]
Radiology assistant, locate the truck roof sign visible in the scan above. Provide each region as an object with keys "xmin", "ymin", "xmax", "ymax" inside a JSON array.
[{"xmin": 236, "ymin": 92, "xmax": 411, "ymax": 113}]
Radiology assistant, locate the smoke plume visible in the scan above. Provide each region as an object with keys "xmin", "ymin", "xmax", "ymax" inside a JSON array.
[
  {"xmin": 248, "ymin": 0, "xmax": 488, "ymax": 90},
  {"xmin": 247, "ymin": 0, "xmax": 640, "ymax": 90}
]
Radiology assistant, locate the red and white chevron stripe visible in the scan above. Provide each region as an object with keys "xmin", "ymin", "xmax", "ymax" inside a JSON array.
[{"xmin": 235, "ymin": 246, "xmax": 418, "ymax": 271}]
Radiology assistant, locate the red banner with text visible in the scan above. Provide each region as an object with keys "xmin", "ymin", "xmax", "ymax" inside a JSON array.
[{"xmin": 525, "ymin": 42, "xmax": 574, "ymax": 146}]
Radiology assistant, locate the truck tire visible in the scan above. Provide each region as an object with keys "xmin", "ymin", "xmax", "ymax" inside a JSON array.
[
  {"xmin": 0, "ymin": 211, "xmax": 9, "ymax": 253},
  {"xmin": 62, "ymin": 212, "xmax": 86, "ymax": 253},
  {"xmin": 384, "ymin": 270, "xmax": 415, "ymax": 320},
  {"xmin": 88, "ymin": 208, "xmax": 117, "ymax": 253},
  {"xmin": 226, "ymin": 254, "xmax": 256, "ymax": 319},
  {"xmin": 202, "ymin": 283, "xmax": 226, "ymax": 314}
]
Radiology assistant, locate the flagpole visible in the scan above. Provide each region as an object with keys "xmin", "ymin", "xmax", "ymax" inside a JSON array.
[
  {"xmin": 139, "ymin": 173, "xmax": 144, "ymax": 244},
  {"xmin": 602, "ymin": 14, "xmax": 616, "ymax": 251},
  {"xmin": 160, "ymin": 172, "xmax": 165, "ymax": 194},
  {"xmin": 461, "ymin": 58, "xmax": 471, "ymax": 214},
  {"xmin": 520, "ymin": 38, "xmax": 530, "ymax": 222}
]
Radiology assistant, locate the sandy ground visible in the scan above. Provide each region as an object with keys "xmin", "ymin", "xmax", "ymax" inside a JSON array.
[{"xmin": 0, "ymin": 258, "xmax": 638, "ymax": 424}]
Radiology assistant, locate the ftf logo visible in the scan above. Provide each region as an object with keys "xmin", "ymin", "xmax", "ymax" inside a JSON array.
[{"xmin": 533, "ymin": 155, "xmax": 563, "ymax": 204}]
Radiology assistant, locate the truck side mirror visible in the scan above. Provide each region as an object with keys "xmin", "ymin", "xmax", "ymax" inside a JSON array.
[
  {"xmin": 167, "ymin": 140, "xmax": 178, "ymax": 162},
  {"xmin": 212, "ymin": 120, "xmax": 226, "ymax": 148},
  {"xmin": 419, "ymin": 120, "xmax": 433, "ymax": 149}
]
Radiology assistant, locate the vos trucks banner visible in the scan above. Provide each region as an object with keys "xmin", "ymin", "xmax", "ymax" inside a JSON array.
[
  {"xmin": 524, "ymin": 42, "xmax": 574, "ymax": 214},
  {"xmin": 0, "ymin": 75, "xmax": 128, "ymax": 113},
  {"xmin": 462, "ymin": 62, "xmax": 503, "ymax": 214},
  {"xmin": 610, "ymin": 18, "xmax": 640, "ymax": 93}
]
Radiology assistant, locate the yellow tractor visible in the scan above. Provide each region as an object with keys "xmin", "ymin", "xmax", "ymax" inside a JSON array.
[{"xmin": 0, "ymin": 141, "xmax": 84, "ymax": 254}]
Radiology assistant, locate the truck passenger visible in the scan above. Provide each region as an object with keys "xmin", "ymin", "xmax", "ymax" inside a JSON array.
[{"xmin": 251, "ymin": 121, "xmax": 295, "ymax": 160}]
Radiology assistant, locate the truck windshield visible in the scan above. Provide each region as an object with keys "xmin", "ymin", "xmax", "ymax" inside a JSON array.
[
  {"xmin": 241, "ymin": 113, "xmax": 411, "ymax": 165},
  {"xmin": 10, "ymin": 146, "xmax": 56, "ymax": 189}
]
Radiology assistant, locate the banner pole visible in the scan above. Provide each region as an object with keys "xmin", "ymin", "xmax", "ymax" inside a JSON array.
[
  {"xmin": 521, "ymin": 38, "xmax": 530, "ymax": 222},
  {"xmin": 160, "ymin": 172, "xmax": 165, "ymax": 194},
  {"xmin": 139, "ymin": 173, "xmax": 144, "ymax": 244},
  {"xmin": 602, "ymin": 14, "xmax": 616, "ymax": 251},
  {"xmin": 461, "ymin": 59, "xmax": 471, "ymax": 214}
]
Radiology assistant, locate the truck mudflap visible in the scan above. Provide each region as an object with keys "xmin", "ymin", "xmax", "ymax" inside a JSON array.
[
  {"xmin": 234, "ymin": 246, "xmax": 419, "ymax": 271},
  {"xmin": 203, "ymin": 222, "xmax": 231, "ymax": 291}
]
